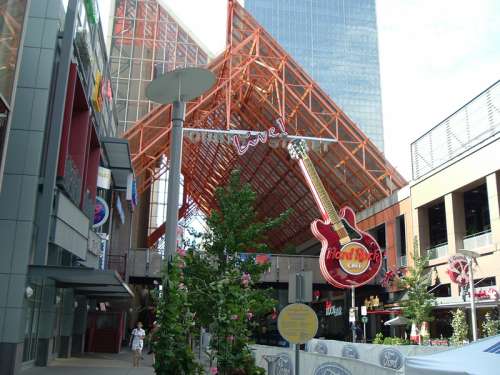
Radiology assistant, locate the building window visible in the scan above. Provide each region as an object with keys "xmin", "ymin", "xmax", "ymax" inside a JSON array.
[
  {"xmin": 396, "ymin": 215, "xmax": 406, "ymax": 256},
  {"xmin": 429, "ymin": 283, "xmax": 451, "ymax": 298},
  {"xmin": 428, "ymin": 201, "xmax": 447, "ymax": 247},
  {"xmin": 464, "ymin": 183, "xmax": 490, "ymax": 236},
  {"xmin": 369, "ymin": 223, "xmax": 386, "ymax": 249},
  {"xmin": 474, "ymin": 277, "xmax": 496, "ymax": 288}
]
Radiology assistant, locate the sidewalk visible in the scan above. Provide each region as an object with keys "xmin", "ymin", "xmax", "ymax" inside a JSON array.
[{"xmin": 22, "ymin": 350, "xmax": 155, "ymax": 375}]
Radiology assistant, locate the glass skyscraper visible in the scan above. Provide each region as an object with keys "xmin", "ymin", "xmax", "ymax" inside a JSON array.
[
  {"xmin": 245, "ymin": 0, "xmax": 385, "ymax": 151},
  {"xmin": 110, "ymin": 0, "xmax": 209, "ymax": 134}
]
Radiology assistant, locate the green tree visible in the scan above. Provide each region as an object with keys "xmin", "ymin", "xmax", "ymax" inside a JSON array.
[
  {"xmin": 185, "ymin": 170, "xmax": 290, "ymax": 374},
  {"xmin": 398, "ymin": 237, "xmax": 436, "ymax": 326},
  {"xmin": 482, "ymin": 312, "xmax": 500, "ymax": 337},
  {"xmin": 153, "ymin": 254, "xmax": 203, "ymax": 375},
  {"xmin": 451, "ymin": 308, "xmax": 469, "ymax": 345}
]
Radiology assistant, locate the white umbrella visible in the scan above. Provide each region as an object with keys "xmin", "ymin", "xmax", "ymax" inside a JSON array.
[
  {"xmin": 384, "ymin": 316, "xmax": 410, "ymax": 326},
  {"xmin": 405, "ymin": 335, "xmax": 500, "ymax": 375}
]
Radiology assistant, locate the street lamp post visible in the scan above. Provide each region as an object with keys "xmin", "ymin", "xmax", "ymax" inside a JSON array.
[
  {"xmin": 458, "ymin": 249, "xmax": 480, "ymax": 342},
  {"xmin": 146, "ymin": 67, "xmax": 215, "ymax": 262}
]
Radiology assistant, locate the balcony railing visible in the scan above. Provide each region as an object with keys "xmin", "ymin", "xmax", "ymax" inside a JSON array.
[
  {"xmin": 427, "ymin": 243, "xmax": 449, "ymax": 260},
  {"xmin": 259, "ymin": 254, "xmax": 324, "ymax": 284},
  {"xmin": 114, "ymin": 250, "xmax": 329, "ymax": 284},
  {"xmin": 127, "ymin": 248, "xmax": 163, "ymax": 278},
  {"xmin": 107, "ymin": 254, "xmax": 127, "ymax": 280},
  {"xmin": 463, "ymin": 230, "xmax": 492, "ymax": 250},
  {"xmin": 411, "ymin": 81, "xmax": 500, "ymax": 179}
]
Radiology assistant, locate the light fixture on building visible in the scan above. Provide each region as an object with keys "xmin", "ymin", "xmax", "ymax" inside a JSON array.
[
  {"xmin": 86, "ymin": 304, "xmax": 91, "ymax": 311},
  {"xmin": 74, "ymin": 301, "xmax": 79, "ymax": 309},
  {"xmin": 55, "ymin": 295, "xmax": 61, "ymax": 304},
  {"xmin": 25, "ymin": 286, "xmax": 34, "ymax": 299}
]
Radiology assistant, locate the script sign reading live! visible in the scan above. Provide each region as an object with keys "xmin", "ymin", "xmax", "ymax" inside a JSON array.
[{"xmin": 278, "ymin": 303, "xmax": 318, "ymax": 344}]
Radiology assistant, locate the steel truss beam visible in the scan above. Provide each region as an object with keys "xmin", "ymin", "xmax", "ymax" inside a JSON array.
[{"xmin": 123, "ymin": 0, "xmax": 407, "ymax": 250}]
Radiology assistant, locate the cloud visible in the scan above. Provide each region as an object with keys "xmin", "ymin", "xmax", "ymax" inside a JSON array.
[{"xmin": 377, "ymin": 0, "xmax": 500, "ymax": 179}]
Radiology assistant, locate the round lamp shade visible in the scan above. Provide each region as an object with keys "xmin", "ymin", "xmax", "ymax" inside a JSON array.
[{"xmin": 146, "ymin": 67, "xmax": 215, "ymax": 104}]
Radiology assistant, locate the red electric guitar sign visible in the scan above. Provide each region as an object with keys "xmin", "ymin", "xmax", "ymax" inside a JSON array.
[{"xmin": 288, "ymin": 140, "xmax": 383, "ymax": 288}]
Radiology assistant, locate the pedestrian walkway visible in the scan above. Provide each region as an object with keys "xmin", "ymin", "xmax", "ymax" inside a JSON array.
[{"xmin": 22, "ymin": 350, "xmax": 154, "ymax": 375}]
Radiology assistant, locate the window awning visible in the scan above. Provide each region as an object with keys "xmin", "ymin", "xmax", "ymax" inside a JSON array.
[
  {"xmin": 28, "ymin": 265, "xmax": 134, "ymax": 298},
  {"xmin": 101, "ymin": 137, "xmax": 133, "ymax": 190}
]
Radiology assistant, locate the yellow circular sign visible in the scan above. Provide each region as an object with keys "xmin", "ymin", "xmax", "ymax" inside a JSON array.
[
  {"xmin": 277, "ymin": 303, "xmax": 318, "ymax": 344},
  {"xmin": 338, "ymin": 242, "xmax": 371, "ymax": 275}
]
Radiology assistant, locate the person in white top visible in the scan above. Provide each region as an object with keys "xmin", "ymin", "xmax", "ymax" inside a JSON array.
[{"xmin": 130, "ymin": 321, "xmax": 146, "ymax": 367}]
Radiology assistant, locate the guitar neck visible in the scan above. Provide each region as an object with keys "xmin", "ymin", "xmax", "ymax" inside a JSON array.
[
  {"xmin": 299, "ymin": 156, "xmax": 350, "ymax": 244},
  {"xmin": 299, "ymin": 156, "xmax": 341, "ymax": 224}
]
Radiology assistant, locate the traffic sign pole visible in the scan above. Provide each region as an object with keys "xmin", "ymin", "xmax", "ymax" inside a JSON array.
[{"xmin": 351, "ymin": 286, "xmax": 356, "ymax": 342}]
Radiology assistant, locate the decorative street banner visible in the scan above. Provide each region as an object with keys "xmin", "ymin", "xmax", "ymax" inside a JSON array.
[
  {"xmin": 93, "ymin": 196, "xmax": 109, "ymax": 228},
  {"xmin": 251, "ymin": 344, "xmax": 406, "ymax": 375},
  {"xmin": 97, "ymin": 166, "xmax": 111, "ymax": 190},
  {"xmin": 447, "ymin": 254, "xmax": 469, "ymax": 285},
  {"xmin": 305, "ymin": 339, "xmax": 448, "ymax": 372},
  {"xmin": 126, "ymin": 173, "xmax": 138, "ymax": 208}
]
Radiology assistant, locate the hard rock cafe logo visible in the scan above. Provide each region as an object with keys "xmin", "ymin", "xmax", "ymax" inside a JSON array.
[
  {"xmin": 263, "ymin": 353, "xmax": 293, "ymax": 375},
  {"xmin": 314, "ymin": 342, "xmax": 328, "ymax": 355},
  {"xmin": 379, "ymin": 348, "xmax": 404, "ymax": 370},
  {"xmin": 313, "ymin": 362, "xmax": 352, "ymax": 375},
  {"xmin": 331, "ymin": 243, "xmax": 372, "ymax": 275},
  {"xmin": 341, "ymin": 344, "xmax": 359, "ymax": 359},
  {"xmin": 325, "ymin": 301, "xmax": 342, "ymax": 317}
]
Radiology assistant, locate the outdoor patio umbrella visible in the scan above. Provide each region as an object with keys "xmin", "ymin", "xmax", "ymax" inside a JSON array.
[
  {"xmin": 405, "ymin": 335, "xmax": 500, "ymax": 375},
  {"xmin": 384, "ymin": 316, "xmax": 410, "ymax": 326}
]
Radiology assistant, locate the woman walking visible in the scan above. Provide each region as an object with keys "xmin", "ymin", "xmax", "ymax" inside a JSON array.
[{"xmin": 130, "ymin": 321, "xmax": 146, "ymax": 367}]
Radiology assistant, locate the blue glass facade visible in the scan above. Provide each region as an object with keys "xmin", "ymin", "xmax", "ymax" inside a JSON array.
[{"xmin": 245, "ymin": 0, "xmax": 385, "ymax": 151}]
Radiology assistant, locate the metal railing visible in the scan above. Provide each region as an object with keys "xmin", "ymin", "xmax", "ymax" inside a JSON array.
[
  {"xmin": 411, "ymin": 80, "xmax": 500, "ymax": 180},
  {"xmin": 113, "ymin": 250, "xmax": 329, "ymax": 284},
  {"xmin": 427, "ymin": 243, "xmax": 449, "ymax": 260},
  {"xmin": 127, "ymin": 248, "xmax": 163, "ymax": 278},
  {"xmin": 107, "ymin": 253, "xmax": 127, "ymax": 280},
  {"xmin": 259, "ymin": 254, "xmax": 324, "ymax": 284},
  {"xmin": 463, "ymin": 230, "xmax": 492, "ymax": 250}
]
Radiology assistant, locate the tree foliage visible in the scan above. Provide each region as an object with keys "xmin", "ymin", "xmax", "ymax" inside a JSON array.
[
  {"xmin": 398, "ymin": 237, "xmax": 436, "ymax": 326},
  {"xmin": 185, "ymin": 170, "xmax": 290, "ymax": 374},
  {"xmin": 153, "ymin": 254, "xmax": 203, "ymax": 375},
  {"xmin": 451, "ymin": 308, "xmax": 469, "ymax": 345},
  {"xmin": 482, "ymin": 312, "xmax": 500, "ymax": 337}
]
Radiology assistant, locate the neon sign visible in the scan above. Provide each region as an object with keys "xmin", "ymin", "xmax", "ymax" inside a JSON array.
[{"xmin": 232, "ymin": 118, "xmax": 287, "ymax": 155}]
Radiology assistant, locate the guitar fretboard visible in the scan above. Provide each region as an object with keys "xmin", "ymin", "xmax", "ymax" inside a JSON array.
[{"xmin": 300, "ymin": 155, "xmax": 350, "ymax": 242}]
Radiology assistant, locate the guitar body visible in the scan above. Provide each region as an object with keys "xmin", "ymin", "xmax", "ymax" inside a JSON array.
[
  {"xmin": 313, "ymin": 206, "xmax": 383, "ymax": 288},
  {"xmin": 287, "ymin": 140, "xmax": 383, "ymax": 289}
]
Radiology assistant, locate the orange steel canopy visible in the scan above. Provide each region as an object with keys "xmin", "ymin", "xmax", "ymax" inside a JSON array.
[{"xmin": 124, "ymin": 0, "xmax": 407, "ymax": 250}]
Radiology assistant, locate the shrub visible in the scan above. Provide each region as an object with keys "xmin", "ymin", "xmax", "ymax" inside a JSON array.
[
  {"xmin": 450, "ymin": 309, "xmax": 469, "ymax": 345},
  {"xmin": 482, "ymin": 312, "xmax": 500, "ymax": 337}
]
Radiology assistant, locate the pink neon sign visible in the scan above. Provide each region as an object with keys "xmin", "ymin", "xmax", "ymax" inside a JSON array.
[{"xmin": 232, "ymin": 118, "xmax": 287, "ymax": 155}]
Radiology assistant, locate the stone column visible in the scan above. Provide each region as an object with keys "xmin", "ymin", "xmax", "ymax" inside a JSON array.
[
  {"xmin": 71, "ymin": 296, "xmax": 88, "ymax": 356},
  {"xmin": 414, "ymin": 206, "xmax": 430, "ymax": 257},
  {"xmin": 58, "ymin": 289, "xmax": 75, "ymax": 358},
  {"xmin": 444, "ymin": 192, "xmax": 466, "ymax": 255},
  {"xmin": 35, "ymin": 281, "xmax": 56, "ymax": 366},
  {"xmin": 486, "ymin": 173, "xmax": 500, "ymax": 246}
]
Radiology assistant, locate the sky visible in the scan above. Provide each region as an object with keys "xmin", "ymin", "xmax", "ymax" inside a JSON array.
[{"xmin": 98, "ymin": 0, "xmax": 500, "ymax": 180}]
